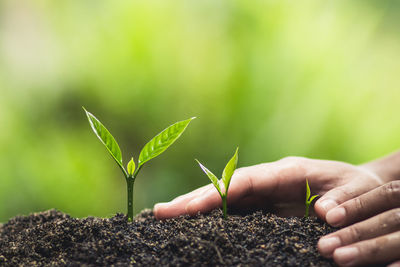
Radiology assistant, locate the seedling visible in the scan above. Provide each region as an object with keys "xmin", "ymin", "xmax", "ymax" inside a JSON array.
[
  {"xmin": 83, "ymin": 107, "xmax": 195, "ymax": 222},
  {"xmin": 196, "ymin": 148, "xmax": 239, "ymax": 219},
  {"xmin": 305, "ymin": 179, "xmax": 319, "ymax": 218}
]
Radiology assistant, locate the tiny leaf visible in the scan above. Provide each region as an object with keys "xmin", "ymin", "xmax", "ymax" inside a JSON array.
[
  {"xmin": 127, "ymin": 157, "xmax": 136, "ymax": 176},
  {"xmin": 83, "ymin": 108, "xmax": 125, "ymax": 175},
  {"xmin": 138, "ymin": 117, "xmax": 195, "ymax": 167},
  {"xmin": 196, "ymin": 159, "xmax": 222, "ymax": 196},
  {"xmin": 309, "ymin": 194, "xmax": 319, "ymax": 203},
  {"xmin": 306, "ymin": 179, "xmax": 311, "ymax": 202},
  {"xmin": 222, "ymin": 147, "xmax": 239, "ymax": 194}
]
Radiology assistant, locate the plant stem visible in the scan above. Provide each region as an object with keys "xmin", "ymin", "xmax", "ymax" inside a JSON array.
[
  {"xmin": 222, "ymin": 195, "xmax": 227, "ymax": 219},
  {"xmin": 305, "ymin": 203, "xmax": 309, "ymax": 218},
  {"xmin": 126, "ymin": 178, "xmax": 134, "ymax": 222},
  {"xmin": 126, "ymin": 165, "xmax": 143, "ymax": 222}
]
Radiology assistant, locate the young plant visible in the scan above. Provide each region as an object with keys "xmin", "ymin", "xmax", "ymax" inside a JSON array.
[
  {"xmin": 83, "ymin": 107, "xmax": 195, "ymax": 222},
  {"xmin": 195, "ymin": 148, "xmax": 239, "ymax": 219},
  {"xmin": 305, "ymin": 179, "xmax": 319, "ymax": 218}
]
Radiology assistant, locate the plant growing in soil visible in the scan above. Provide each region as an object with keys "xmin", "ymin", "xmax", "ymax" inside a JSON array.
[
  {"xmin": 305, "ymin": 179, "xmax": 319, "ymax": 218},
  {"xmin": 196, "ymin": 148, "xmax": 239, "ymax": 219},
  {"xmin": 83, "ymin": 108, "xmax": 195, "ymax": 221}
]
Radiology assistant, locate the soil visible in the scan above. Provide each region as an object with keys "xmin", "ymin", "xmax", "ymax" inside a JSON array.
[{"xmin": 0, "ymin": 209, "xmax": 337, "ymax": 266}]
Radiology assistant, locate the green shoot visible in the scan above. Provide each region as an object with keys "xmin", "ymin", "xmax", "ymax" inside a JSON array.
[
  {"xmin": 196, "ymin": 148, "xmax": 239, "ymax": 219},
  {"xmin": 305, "ymin": 179, "xmax": 319, "ymax": 218},
  {"xmin": 83, "ymin": 107, "xmax": 195, "ymax": 222}
]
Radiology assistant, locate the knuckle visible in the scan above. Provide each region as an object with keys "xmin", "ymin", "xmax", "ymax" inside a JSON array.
[
  {"xmin": 232, "ymin": 167, "xmax": 255, "ymax": 196},
  {"xmin": 280, "ymin": 156, "xmax": 306, "ymax": 164},
  {"xmin": 333, "ymin": 187, "xmax": 354, "ymax": 199},
  {"xmin": 232, "ymin": 166, "xmax": 254, "ymax": 182},
  {"xmin": 246, "ymin": 175, "xmax": 255, "ymax": 196},
  {"xmin": 278, "ymin": 156, "xmax": 307, "ymax": 176},
  {"xmin": 389, "ymin": 208, "xmax": 400, "ymax": 227},
  {"xmin": 371, "ymin": 236, "xmax": 388, "ymax": 255},
  {"xmin": 232, "ymin": 167, "xmax": 245, "ymax": 176},
  {"xmin": 352, "ymin": 197, "xmax": 365, "ymax": 212},
  {"xmin": 347, "ymin": 225, "xmax": 363, "ymax": 242},
  {"xmin": 383, "ymin": 181, "xmax": 400, "ymax": 204}
]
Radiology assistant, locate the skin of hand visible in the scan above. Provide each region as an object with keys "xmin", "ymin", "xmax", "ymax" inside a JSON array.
[
  {"xmin": 317, "ymin": 181, "xmax": 400, "ymax": 267},
  {"xmin": 153, "ymin": 152, "xmax": 400, "ymax": 266}
]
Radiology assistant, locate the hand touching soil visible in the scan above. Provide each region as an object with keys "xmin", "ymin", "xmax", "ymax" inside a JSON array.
[{"xmin": 154, "ymin": 151, "xmax": 400, "ymax": 267}]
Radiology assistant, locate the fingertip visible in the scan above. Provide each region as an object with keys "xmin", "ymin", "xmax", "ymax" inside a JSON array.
[
  {"xmin": 153, "ymin": 202, "xmax": 169, "ymax": 220},
  {"xmin": 153, "ymin": 202, "xmax": 166, "ymax": 210},
  {"xmin": 315, "ymin": 198, "xmax": 338, "ymax": 220},
  {"xmin": 333, "ymin": 246, "xmax": 359, "ymax": 267},
  {"xmin": 326, "ymin": 207, "xmax": 346, "ymax": 227},
  {"xmin": 319, "ymin": 198, "xmax": 339, "ymax": 212},
  {"xmin": 318, "ymin": 236, "xmax": 341, "ymax": 258},
  {"xmin": 153, "ymin": 202, "xmax": 188, "ymax": 220}
]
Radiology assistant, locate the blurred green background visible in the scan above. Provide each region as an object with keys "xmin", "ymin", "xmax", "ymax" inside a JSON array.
[{"xmin": 1, "ymin": 0, "xmax": 399, "ymax": 222}]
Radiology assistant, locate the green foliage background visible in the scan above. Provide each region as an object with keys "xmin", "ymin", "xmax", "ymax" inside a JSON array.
[{"xmin": 1, "ymin": 0, "xmax": 399, "ymax": 222}]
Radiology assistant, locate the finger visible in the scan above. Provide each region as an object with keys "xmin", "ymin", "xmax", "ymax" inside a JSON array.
[
  {"xmin": 314, "ymin": 169, "xmax": 382, "ymax": 221},
  {"xmin": 325, "ymin": 181, "xmax": 400, "ymax": 227},
  {"xmin": 185, "ymin": 187, "xmax": 222, "ymax": 215},
  {"xmin": 388, "ymin": 260, "xmax": 400, "ymax": 267},
  {"xmin": 318, "ymin": 208, "xmax": 400, "ymax": 257},
  {"xmin": 332, "ymin": 231, "xmax": 400, "ymax": 267},
  {"xmin": 153, "ymin": 184, "xmax": 213, "ymax": 219},
  {"xmin": 314, "ymin": 184, "xmax": 362, "ymax": 221}
]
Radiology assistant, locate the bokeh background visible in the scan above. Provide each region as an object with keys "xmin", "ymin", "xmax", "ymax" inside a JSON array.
[{"xmin": 1, "ymin": 0, "xmax": 399, "ymax": 222}]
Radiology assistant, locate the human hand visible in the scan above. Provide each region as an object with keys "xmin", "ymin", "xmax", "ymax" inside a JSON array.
[
  {"xmin": 318, "ymin": 181, "xmax": 400, "ymax": 267},
  {"xmin": 153, "ymin": 156, "xmax": 385, "ymax": 220}
]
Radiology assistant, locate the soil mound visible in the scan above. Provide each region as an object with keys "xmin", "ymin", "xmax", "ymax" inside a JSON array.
[{"xmin": 0, "ymin": 209, "xmax": 335, "ymax": 266}]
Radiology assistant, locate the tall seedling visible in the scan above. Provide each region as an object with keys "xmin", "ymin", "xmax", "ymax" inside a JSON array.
[
  {"xmin": 196, "ymin": 148, "xmax": 238, "ymax": 219},
  {"xmin": 84, "ymin": 108, "xmax": 195, "ymax": 221}
]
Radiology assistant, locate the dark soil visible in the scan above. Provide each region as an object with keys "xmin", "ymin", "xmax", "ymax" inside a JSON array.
[{"xmin": 0, "ymin": 209, "xmax": 336, "ymax": 266}]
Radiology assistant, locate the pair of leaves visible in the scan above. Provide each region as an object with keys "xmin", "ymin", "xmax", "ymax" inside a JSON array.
[
  {"xmin": 306, "ymin": 179, "xmax": 319, "ymax": 204},
  {"xmin": 84, "ymin": 107, "xmax": 195, "ymax": 178},
  {"xmin": 196, "ymin": 148, "xmax": 239, "ymax": 197}
]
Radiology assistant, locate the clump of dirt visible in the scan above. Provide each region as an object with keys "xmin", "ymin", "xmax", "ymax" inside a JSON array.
[{"xmin": 0, "ymin": 209, "xmax": 336, "ymax": 266}]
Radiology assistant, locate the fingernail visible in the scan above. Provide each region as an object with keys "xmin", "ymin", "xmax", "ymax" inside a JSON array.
[
  {"xmin": 319, "ymin": 199, "xmax": 338, "ymax": 212},
  {"xmin": 153, "ymin": 202, "xmax": 171, "ymax": 214},
  {"xmin": 154, "ymin": 202, "xmax": 169, "ymax": 208},
  {"xmin": 326, "ymin": 207, "xmax": 346, "ymax": 226},
  {"xmin": 318, "ymin": 236, "xmax": 341, "ymax": 256},
  {"xmin": 334, "ymin": 247, "xmax": 359, "ymax": 266}
]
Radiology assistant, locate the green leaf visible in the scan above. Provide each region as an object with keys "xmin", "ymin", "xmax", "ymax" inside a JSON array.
[
  {"xmin": 127, "ymin": 157, "xmax": 136, "ymax": 176},
  {"xmin": 309, "ymin": 194, "xmax": 319, "ymax": 203},
  {"xmin": 196, "ymin": 159, "xmax": 222, "ymax": 196},
  {"xmin": 306, "ymin": 179, "xmax": 311, "ymax": 202},
  {"xmin": 222, "ymin": 147, "xmax": 239, "ymax": 194},
  {"xmin": 83, "ymin": 108, "xmax": 126, "ymax": 176},
  {"xmin": 138, "ymin": 117, "xmax": 195, "ymax": 167}
]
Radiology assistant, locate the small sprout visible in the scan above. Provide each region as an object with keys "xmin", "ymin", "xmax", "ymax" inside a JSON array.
[
  {"xmin": 305, "ymin": 179, "xmax": 319, "ymax": 218},
  {"xmin": 83, "ymin": 107, "xmax": 195, "ymax": 221},
  {"xmin": 196, "ymin": 148, "xmax": 239, "ymax": 219},
  {"xmin": 127, "ymin": 157, "xmax": 135, "ymax": 176}
]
